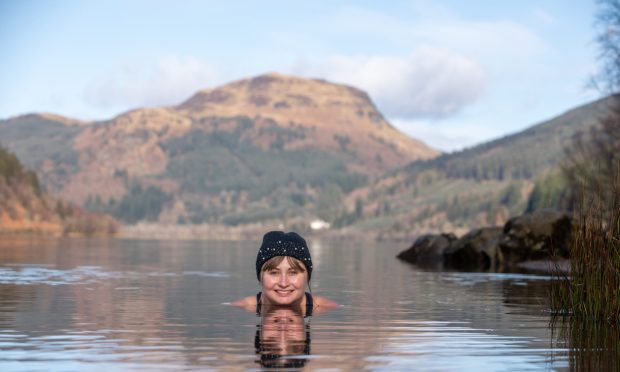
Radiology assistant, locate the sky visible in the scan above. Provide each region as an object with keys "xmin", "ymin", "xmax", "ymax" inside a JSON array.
[{"xmin": 0, "ymin": 0, "xmax": 601, "ymax": 151}]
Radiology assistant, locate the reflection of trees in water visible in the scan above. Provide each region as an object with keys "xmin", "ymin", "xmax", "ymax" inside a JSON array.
[
  {"xmin": 551, "ymin": 318, "xmax": 620, "ymax": 371},
  {"xmin": 502, "ymin": 279, "xmax": 551, "ymax": 311},
  {"xmin": 503, "ymin": 276, "xmax": 620, "ymax": 369},
  {"xmin": 255, "ymin": 306, "xmax": 310, "ymax": 369}
]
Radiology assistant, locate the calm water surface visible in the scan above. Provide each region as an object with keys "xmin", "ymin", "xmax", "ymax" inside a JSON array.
[{"xmin": 0, "ymin": 237, "xmax": 577, "ymax": 370}]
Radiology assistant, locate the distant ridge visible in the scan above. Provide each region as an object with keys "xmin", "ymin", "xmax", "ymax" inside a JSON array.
[
  {"xmin": 349, "ymin": 95, "xmax": 613, "ymax": 240},
  {"xmin": 405, "ymin": 95, "xmax": 614, "ymax": 180}
]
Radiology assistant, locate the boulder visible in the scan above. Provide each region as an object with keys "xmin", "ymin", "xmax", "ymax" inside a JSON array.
[
  {"xmin": 499, "ymin": 210, "xmax": 573, "ymax": 264},
  {"xmin": 398, "ymin": 210, "xmax": 574, "ymax": 272},
  {"xmin": 396, "ymin": 233, "xmax": 457, "ymax": 266},
  {"xmin": 443, "ymin": 226, "xmax": 504, "ymax": 270}
]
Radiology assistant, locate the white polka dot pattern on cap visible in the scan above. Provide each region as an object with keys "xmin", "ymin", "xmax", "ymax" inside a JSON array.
[{"xmin": 256, "ymin": 231, "xmax": 313, "ymax": 281}]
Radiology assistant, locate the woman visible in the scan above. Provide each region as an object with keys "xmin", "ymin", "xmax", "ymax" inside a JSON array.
[{"xmin": 234, "ymin": 231, "xmax": 337, "ymax": 315}]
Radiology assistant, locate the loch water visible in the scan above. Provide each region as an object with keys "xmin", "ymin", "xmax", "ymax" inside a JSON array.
[{"xmin": 0, "ymin": 237, "xmax": 615, "ymax": 371}]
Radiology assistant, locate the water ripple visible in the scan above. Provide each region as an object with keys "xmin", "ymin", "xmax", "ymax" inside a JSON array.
[{"xmin": 0, "ymin": 266, "xmax": 230, "ymax": 285}]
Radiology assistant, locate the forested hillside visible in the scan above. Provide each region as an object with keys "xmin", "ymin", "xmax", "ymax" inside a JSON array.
[
  {"xmin": 0, "ymin": 145, "xmax": 117, "ymax": 235},
  {"xmin": 344, "ymin": 96, "xmax": 613, "ymax": 239}
]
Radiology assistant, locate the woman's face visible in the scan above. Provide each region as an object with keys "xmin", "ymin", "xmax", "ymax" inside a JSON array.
[{"xmin": 260, "ymin": 257, "xmax": 308, "ymax": 306}]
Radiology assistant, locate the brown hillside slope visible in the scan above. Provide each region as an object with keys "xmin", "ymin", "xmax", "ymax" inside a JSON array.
[
  {"xmin": 0, "ymin": 146, "xmax": 117, "ymax": 236},
  {"xmin": 177, "ymin": 72, "xmax": 437, "ymax": 170},
  {"xmin": 49, "ymin": 73, "xmax": 438, "ymax": 204}
]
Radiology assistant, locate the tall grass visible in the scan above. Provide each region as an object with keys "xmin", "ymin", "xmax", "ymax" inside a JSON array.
[
  {"xmin": 551, "ymin": 317, "xmax": 620, "ymax": 370},
  {"xmin": 550, "ymin": 166, "xmax": 620, "ymax": 323}
]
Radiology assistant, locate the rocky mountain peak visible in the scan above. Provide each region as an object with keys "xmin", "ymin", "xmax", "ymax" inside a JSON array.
[{"xmin": 176, "ymin": 72, "xmax": 380, "ymax": 119}]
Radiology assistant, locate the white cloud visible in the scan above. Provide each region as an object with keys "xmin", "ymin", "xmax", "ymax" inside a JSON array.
[
  {"xmin": 84, "ymin": 56, "xmax": 220, "ymax": 110},
  {"xmin": 321, "ymin": 6, "xmax": 548, "ymax": 63},
  {"xmin": 294, "ymin": 46, "xmax": 487, "ymax": 119},
  {"xmin": 391, "ymin": 117, "xmax": 505, "ymax": 152},
  {"xmin": 391, "ymin": 118, "xmax": 466, "ymax": 152},
  {"xmin": 417, "ymin": 19, "xmax": 548, "ymax": 63}
]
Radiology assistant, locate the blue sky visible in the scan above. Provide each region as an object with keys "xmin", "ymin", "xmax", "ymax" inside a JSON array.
[{"xmin": 0, "ymin": 0, "xmax": 600, "ymax": 151}]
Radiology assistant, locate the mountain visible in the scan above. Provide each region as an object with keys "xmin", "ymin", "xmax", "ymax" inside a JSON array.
[
  {"xmin": 347, "ymin": 96, "xmax": 614, "ymax": 240},
  {"xmin": 0, "ymin": 145, "xmax": 117, "ymax": 235},
  {"xmin": 0, "ymin": 73, "xmax": 438, "ymax": 227}
]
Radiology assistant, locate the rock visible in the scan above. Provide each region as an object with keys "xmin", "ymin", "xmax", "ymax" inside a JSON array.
[
  {"xmin": 396, "ymin": 233, "xmax": 457, "ymax": 266},
  {"xmin": 399, "ymin": 210, "xmax": 574, "ymax": 272},
  {"xmin": 499, "ymin": 210, "xmax": 573, "ymax": 264},
  {"xmin": 443, "ymin": 227, "xmax": 503, "ymax": 270}
]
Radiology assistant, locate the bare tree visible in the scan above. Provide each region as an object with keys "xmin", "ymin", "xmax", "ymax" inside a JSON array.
[
  {"xmin": 591, "ymin": 0, "xmax": 620, "ymax": 94},
  {"xmin": 563, "ymin": 0, "xmax": 620, "ymax": 211}
]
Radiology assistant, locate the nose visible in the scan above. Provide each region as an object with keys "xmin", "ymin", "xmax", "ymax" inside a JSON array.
[{"xmin": 278, "ymin": 273, "xmax": 289, "ymax": 287}]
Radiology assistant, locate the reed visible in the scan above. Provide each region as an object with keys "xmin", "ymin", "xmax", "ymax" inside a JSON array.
[
  {"xmin": 550, "ymin": 316, "xmax": 620, "ymax": 370},
  {"xmin": 550, "ymin": 166, "xmax": 620, "ymax": 323}
]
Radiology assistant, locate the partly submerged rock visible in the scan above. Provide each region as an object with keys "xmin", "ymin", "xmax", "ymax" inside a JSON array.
[
  {"xmin": 499, "ymin": 210, "xmax": 572, "ymax": 264},
  {"xmin": 443, "ymin": 226, "xmax": 503, "ymax": 271},
  {"xmin": 396, "ymin": 233, "xmax": 457, "ymax": 267},
  {"xmin": 398, "ymin": 210, "xmax": 574, "ymax": 272}
]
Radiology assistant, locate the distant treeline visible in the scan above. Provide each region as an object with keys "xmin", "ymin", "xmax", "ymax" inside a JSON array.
[{"xmin": 0, "ymin": 145, "xmax": 40, "ymax": 193}]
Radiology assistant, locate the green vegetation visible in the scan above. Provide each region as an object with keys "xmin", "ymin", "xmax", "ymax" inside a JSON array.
[
  {"xmin": 525, "ymin": 171, "xmax": 571, "ymax": 212},
  {"xmin": 349, "ymin": 94, "xmax": 617, "ymax": 235},
  {"xmin": 402, "ymin": 97, "xmax": 608, "ymax": 184},
  {"xmin": 550, "ymin": 188, "xmax": 620, "ymax": 322},
  {"xmin": 550, "ymin": 115, "xmax": 620, "ymax": 322},
  {"xmin": 86, "ymin": 183, "xmax": 171, "ymax": 224},
  {"xmin": 0, "ymin": 146, "xmax": 24, "ymax": 180},
  {"xmin": 0, "ymin": 145, "xmax": 40, "ymax": 193},
  {"xmin": 157, "ymin": 116, "xmax": 368, "ymax": 224},
  {"xmin": 317, "ymin": 183, "xmax": 344, "ymax": 222},
  {"xmin": 552, "ymin": 318, "xmax": 620, "ymax": 370},
  {"xmin": 163, "ymin": 119, "xmax": 366, "ymax": 198},
  {"xmin": 115, "ymin": 184, "xmax": 171, "ymax": 223}
]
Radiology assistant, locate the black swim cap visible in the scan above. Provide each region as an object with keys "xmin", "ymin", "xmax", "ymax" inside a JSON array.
[{"xmin": 255, "ymin": 231, "xmax": 313, "ymax": 281}]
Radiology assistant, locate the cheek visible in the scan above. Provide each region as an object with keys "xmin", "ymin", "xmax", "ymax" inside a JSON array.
[
  {"xmin": 261, "ymin": 276, "xmax": 275, "ymax": 288},
  {"xmin": 293, "ymin": 275, "xmax": 307, "ymax": 287}
]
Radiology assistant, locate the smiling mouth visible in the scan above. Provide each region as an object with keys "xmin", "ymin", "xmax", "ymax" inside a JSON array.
[{"xmin": 275, "ymin": 290, "xmax": 294, "ymax": 296}]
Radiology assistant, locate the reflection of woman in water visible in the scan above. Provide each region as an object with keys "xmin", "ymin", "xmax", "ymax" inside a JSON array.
[
  {"xmin": 234, "ymin": 231, "xmax": 336, "ymax": 316},
  {"xmin": 255, "ymin": 306, "xmax": 310, "ymax": 368}
]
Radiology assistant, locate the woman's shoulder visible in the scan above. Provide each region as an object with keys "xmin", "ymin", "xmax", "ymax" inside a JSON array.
[
  {"xmin": 232, "ymin": 295, "xmax": 257, "ymax": 311},
  {"xmin": 232, "ymin": 293, "xmax": 338, "ymax": 314},
  {"xmin": 311, "ymin": 294, "xmax": 338, "ymax": 314}
]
